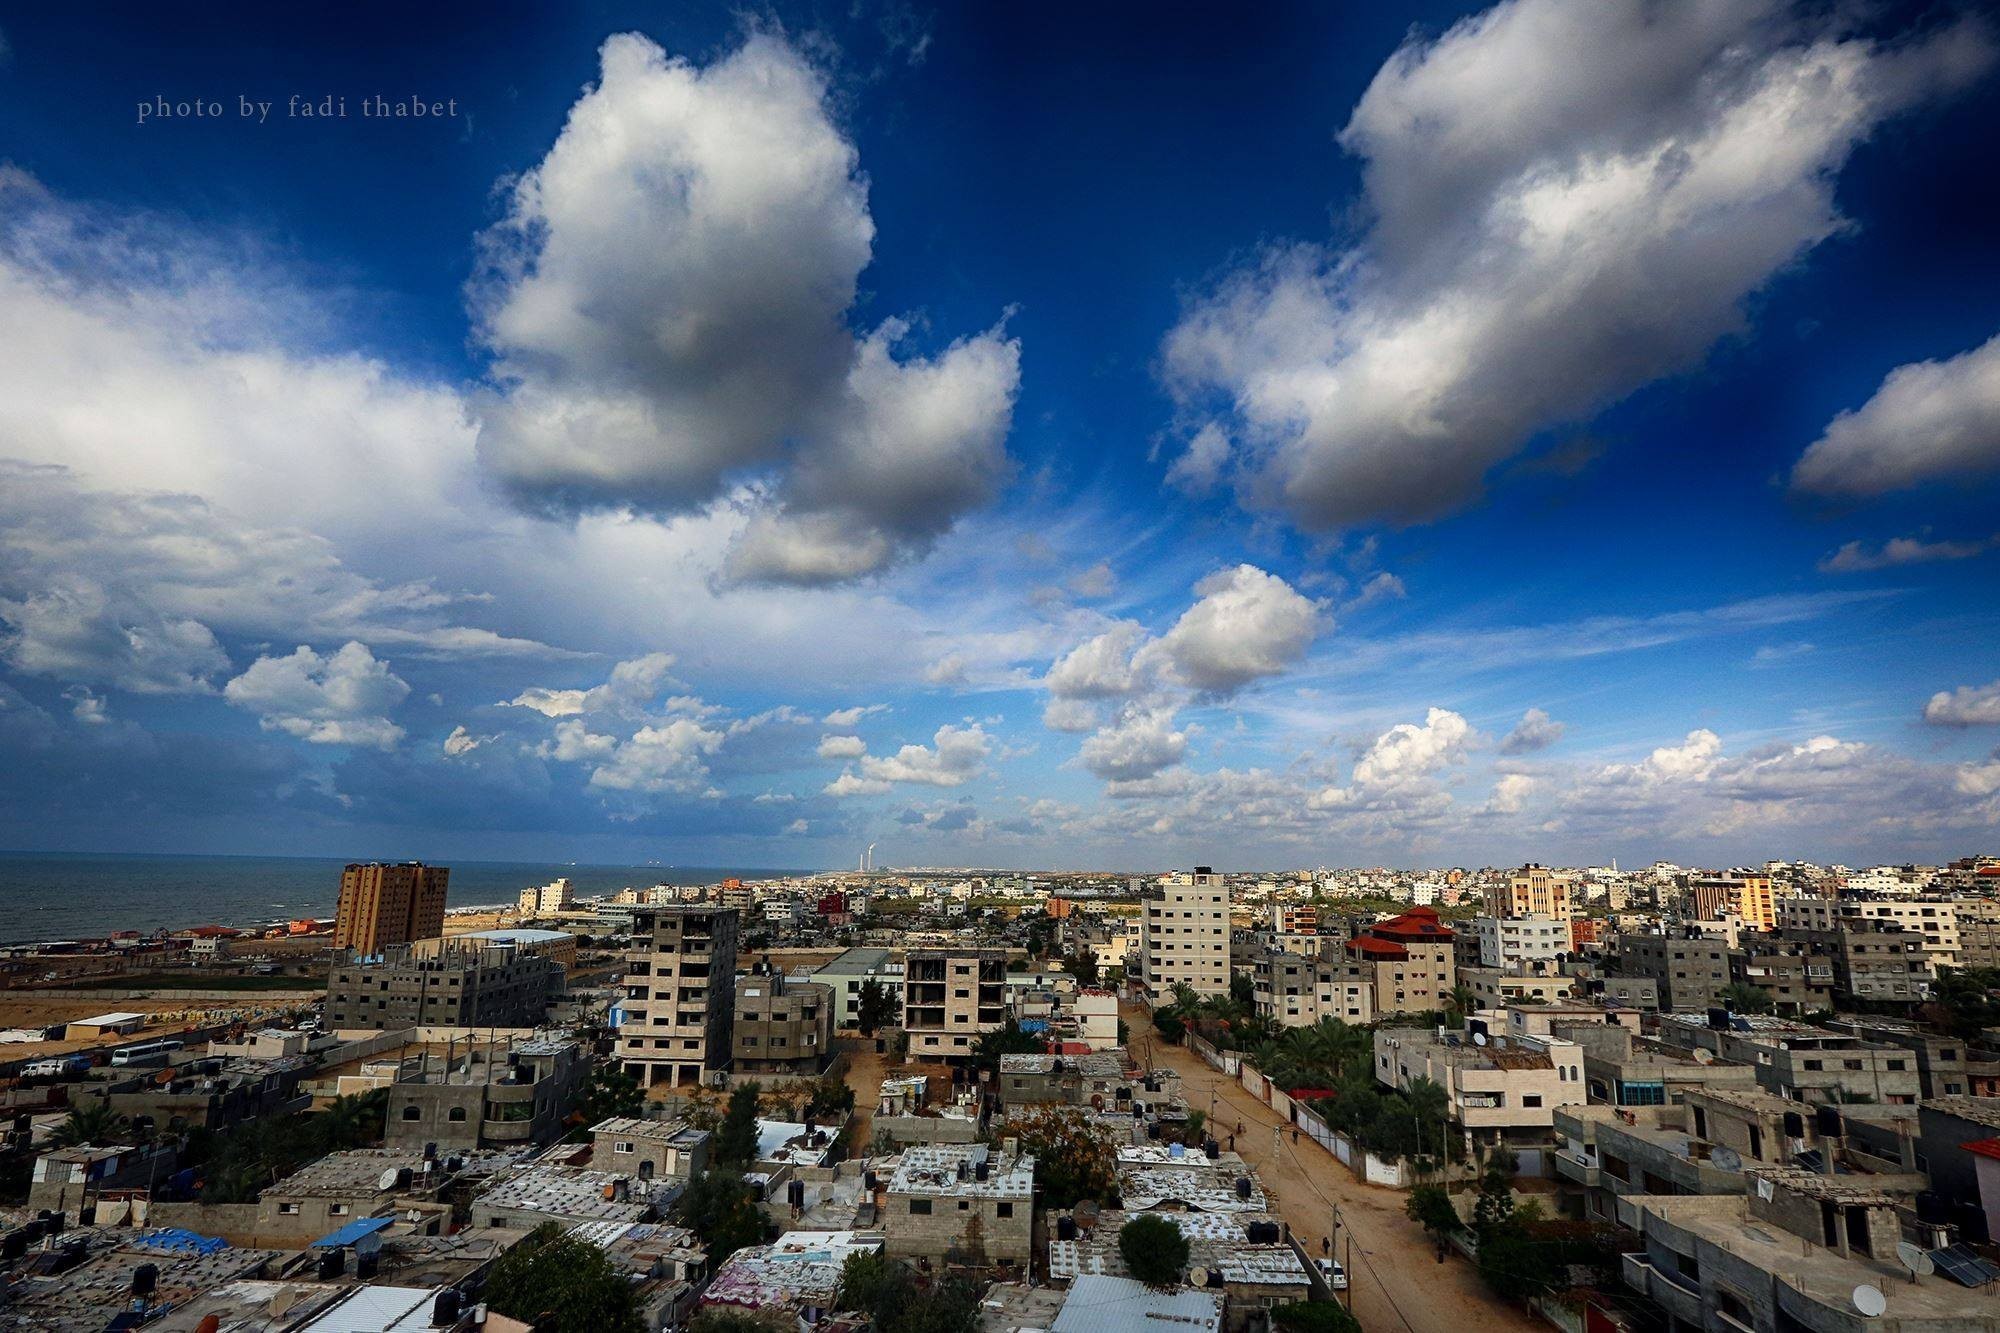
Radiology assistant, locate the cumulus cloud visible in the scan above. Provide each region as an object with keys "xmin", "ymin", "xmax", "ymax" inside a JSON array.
[
  {"xmin": 1068, "ymin": 562, "xmax": 1116, "ymax": 599},
  {"xmin": 1078, "ymin": 706, "xmax": 1189, "ymax": 782},
  {"xmin": 504, "ymin": 653, "xmax": 679, "ymax": 718},
  {"xmin": 1046, "ymin": 622, "xmax": 1150, "ymax": 700},
  {"xmin": 1818, "ymin": 533, "xmax": 1998, "ymax": 573},
  {"xmin": 1041, "ymin": 698, "xmax": 1100, "ymax": 734},
  {"xmin": 442, "ymin": 725, "xmax": 493, "ymax": 757},
  {"xmin": 817, "ymin": 733, "xmax": 868, "ymax": 759},
  {"xmin": 63, "ymin": 686, "xmax": 109, "ymax": 726},
  {"xmin": 472, "ymin": 32, "xmax": 1020, "ymax": 582},
  {"xmin": 1924, "ymin": 680, "xmax": 2000, "ymax": 727},
  {"xmin": 852, "ymin": 722, "xmax": 992, "ymax": 788},
  {"xmin": 222, "ymin": 641, "xmax": 410, "ymax": 749},
  {"xmin": 1163, "ymin": 0, "xmax": 1993, "ymax": 529},
  {"xmin": 1146, "ymin": 565, "xmax": 1326, "ymax": 695},
  {"xmin": 1482, "ymin": 772, "xmax": 1538, "ymax": 815},
  {"xmin": 1351, "ymin": 707, "xmax": 1475, "ymax": 788},
  {"xmin": 1793, "ymin": 333, "xmax": 2000, "ymax": 496},
  {"xmin": 586, "ymin": 717, "xmax": 726, "ymax": 793},
  {"xmin": 823, "ymin": 704, "xmax": 888, "ymax": 727},
  {"xmin": 1498, "ymin": 707, "xmax": 1565, "ymax": 754}
]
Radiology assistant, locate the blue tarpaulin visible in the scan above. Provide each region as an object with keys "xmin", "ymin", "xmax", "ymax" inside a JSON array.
[{"xmin": 311, "ymin": 1215, "xmax": 395, "ymax": 1249}]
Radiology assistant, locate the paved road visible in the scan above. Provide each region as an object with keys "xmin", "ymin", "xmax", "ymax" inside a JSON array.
[{"xmin": 1122, "ymin": 1002, "xmax": 1539, "ymax": 1333}]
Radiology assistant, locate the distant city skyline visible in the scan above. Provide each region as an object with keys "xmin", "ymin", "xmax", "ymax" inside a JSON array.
[{"xmin": 1, "ymin": 1, "xmax": 1997, "ymax": 868}]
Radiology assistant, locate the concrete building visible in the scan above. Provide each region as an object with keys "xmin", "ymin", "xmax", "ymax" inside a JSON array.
[
  {"xmin": 1956, "ymin": 896, "xmax": 2000, "ymax": 969},
  {"xmin": 383, "ymin": 1035, "xmax": 584, "ymax": 1151},
  {"xmin": 1825, "ymin": 1016, "xmax": 2000, "ymax": 1099},
  {"xmin": 335, "ymin": 861, "xmax": 449, "ymax": 954},
  {"xmin": 1343, "ymin": 906, "xmax": 1457, "ymax": 1016},
  {"xmin": 1776, "ymin": 896, "xmax": 1962, "ymax": 970},
  {"xmin": 882, "ymin": 1143, "xmax": 1035, "ymax": 1269},
  {"xmin": 516, "ymin": 877, "xmax": 573, "ymax": 918},
  {"xmin": 1139, "ymin": 868, "xmax": 1231, "ymax": 1001},
  {"xmin": 1618, "ymin": 1171, "xmax": 2000, "ymax": 1333},
  {"xmin": 1460, "ymin": 966, "xmax": 1579, "ymax": 1009},
  {"xmin": 1269, "ymin": 904, "xmax": 1318, "ymax": 934},
  {"xmin": 1374, "ymin": 1021, "xmax": 1584, "ymax": 1150},
  {"xmin": 618, "ymin": 905, "xmax": 740, "ymax": 1089},
  {"xmin": 1555, "ymin": 1023, "xmax": 1760, "ymax": 1107},
  {"xmin": 904, "ymin": 947, "xmax": 1008, "ymax": 1060},
  {"xmin": 811, "ymin": 947, "xmax": 905, "ymax": 1031},
  {"xmin": 325, "ymin": 941, "xmax": 563, "ymax": 1031},
  {"xmin": 1656, "ymin": 1014, "xmax": 1923, "ymax": 1105},
  {"xmin": 1615, "ymin": 930, "xmax": 1732, "ymax": 1012},
  {"xmin": 1471, "ymin": 914, "xmax": 1570, "ymax": 970},
  {"xmin": 733, "ymin": 972, "xmax": 833, "ymax": 1075},
  {"xmin": 591, "ymin": 1116, "xmax": 711, "ymax": 1184},
  {"xmin": 1690, "ymin": 873, "xmax": 1777, "ymax": 930},
  {"xmin": 1487, "ymin": 864, "xmax": 1576, "ymax": 920},
  {"xmin": 1251, "ymin": 951, "xmax": 1375, "ymax": 1028}
]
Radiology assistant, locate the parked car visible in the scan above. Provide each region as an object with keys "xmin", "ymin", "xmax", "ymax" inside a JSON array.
[{"xmin": 1314, "ymin": 1258, "xmax": 1348, "ymax": 1291}]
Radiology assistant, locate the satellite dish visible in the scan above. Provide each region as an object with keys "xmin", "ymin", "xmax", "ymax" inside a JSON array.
[
  {"xmin": 1852, "ymin": 1284, "xmax": 1887, "ymax": 1318},
  {"xmin": 1691, "ymin": 1048, "xmax": 1714, "ymax": 1065},
  {"xmin": 377, "ymin": 1168, "xmax": 401, "ymax": 1191},
  {"xmin": 1896, "ymin": 1242, "xmax": 1935, "ymax": 1278},
  {"xmin": 1189, "ymin": 1266, "xmax": 1210, "ymax": 1288},
  {"xmin": 1472, "ymin": 1031, "xmax": 1488, "ymax": 1046},
  {"xmin": 1711, "ymin": 1145, "xmax": 1742, "ymax": 1172}
]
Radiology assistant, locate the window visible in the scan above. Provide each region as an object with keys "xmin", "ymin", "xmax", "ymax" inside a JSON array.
[
  {"xmin": 278, "ymin": 1202, "xmax": 301, "ymax": 1215},
  {"xmin": 448, "ymin": 1107, "xmax": 468, "ymax": 1123},
  {"xmin": 329, "ymin": 1204, "xmax": 349, "ymax": 1217},
  {"xmin": 909, "ymin": 1199, "xmax": 932, "ymax": 1215},
  {"xmin": 998, "ymin": 1202, "xmax": 1014, "ymax": 1218},
  {"xmin": 1522, "ymin": 1095, "xmax": 1543, "ymax": 1108},
  {"xmin": 402, "ymin": 1105, "xmax": 422, "ymax": 1121},
  {"xmin": 615, "ymin": 1141, "xmax": 634, "ymax": 1154}
]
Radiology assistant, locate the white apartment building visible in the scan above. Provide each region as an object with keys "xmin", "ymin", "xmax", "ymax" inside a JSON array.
[
  {"xmin": 1472, "ymin": 915, "xmax": 1570, "ymax": 971},
  {"xmin": 1139, "ymin": 867, "xmax": 1230, "ymax": 1001},
  {"xmin": 1776, "ymin": 898, "xmax": 1961, "ymax": 968}
]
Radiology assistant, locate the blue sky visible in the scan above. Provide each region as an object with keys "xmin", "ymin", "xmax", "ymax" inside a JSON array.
[{"xmin": 1, "ymin": 0, "xmax": 1997, "ymax": 870}]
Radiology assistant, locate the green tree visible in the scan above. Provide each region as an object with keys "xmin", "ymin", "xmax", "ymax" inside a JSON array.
[
  {"xmin": 1406, "ymin": 1183, "xmax": 1461, "ymax": 1242},
  {"xmin": 834, "ymin": 1254, "xmax": 979, "ymax": 1333},
  {"xmin": 1476, "ymin": 1202, "xmax": 1560, "ymax": 1303},
  {"xmin": 1065, "ymin": 950, "xmax": 1100, "ymax": 987},
  {"xmin": 482, "ymin": 1221, "xmax": 644, "ymax": 1333},
  {"xmin": 857, "ymin": 980, "xmax": 898, "ymax": 1036},
  {"xmin": 1471, "ymin": 1149, "xmax": 1518, "ymax": 1233},
  {"xmin": 568, "ymin": 1060, "xmax": 643, "ymax": 1137},
  {"xmin": 1719, "ymin": 983, "xmax": 1776, "ymax": 1016},
  {"xmin": 1270, "ymin": 1302, "xmax": 1362, "ymax": 1333},
  {"xmin": 674, "ymin": 1170, "xmax": 767, "ymax": 1262},
  {"xmin": 1119, "ymin": 1214, "xmax": 1190, "ymax": 1286},
  {"xmin": 51, "ymin": 1103, "xmax": 131, "ymax": 1148},
  {"xmin": 805, "ymin": 1071, "xmax": 855, "ymax": 1121},
  {"xmin": 1009, "ymin": 1106, "xmax": 1118, "ymax": 1209},
  {"xmin": 717, "ymin": 1083, "xmax": 762, "ymax": 1167},
  {"xmin": 973, "ymin": 1019, "xmax": 1046, "ymax": 1073},
  {"xmin": 1229, "ymin": 971, "xmax": 1255, "ymax": 1007}
]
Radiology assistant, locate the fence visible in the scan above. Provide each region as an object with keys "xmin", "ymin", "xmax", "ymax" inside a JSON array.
[
  {"xmin": 1184, "ymin": 1030, "xmax": 1240, "ymax": 1076},
  {"xmin": 1236, "ymin": 1054, "xmax": 1407, "ymax": 1188}
]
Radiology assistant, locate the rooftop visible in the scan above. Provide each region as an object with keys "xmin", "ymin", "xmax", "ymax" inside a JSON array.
[
  {"xmin": 475, "ymin": 1164, "xmax": 665, "ymax": 1221},
  {"xmin": 591, "ymin": 1116, "xmax": 709, "ymax": 1147},
  {"xmin": 887, "ymin": 1145, "xmax": 1035, "ymax": 1198},
  {"xmin": 701, "ymin": 1231, "xmax": 885, "ymax": 1312},
  {"xmin": 1049, "ymin": 1276, "xmax": 1222, "ymax": 1333},
  {"xmin": 1922, "ymin": 1096, "xmax": 2000, "ymax": 1130}
]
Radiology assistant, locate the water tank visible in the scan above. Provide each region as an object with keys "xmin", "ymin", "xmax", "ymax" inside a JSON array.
[
  {"xmin": 864, "ymin": 1171, "xmax": 879, "ymax": 1191},
  {"xmin": 1, "ymin": 1231, "xmax": 26, "ymax": 1261},
  {"xmin": 316, "ymin": 1249, "xmax": 344, "ymax": 1280},
  {"xmin": 975, "ymin": 1160, "xmax": 990, "ymax": 1182},
  {"xmin": 1235, "ymin": 1177, "xmax": 1252, "ymax": 1199},
  {"xmin": 1203, "ymin": 1139, "xmax": 1220, "ymax": 1160},
  {"xmin": 424, "ymin": 1141, "xmax": 438, "ymax": 1161},
  {"xmin": 1168, "ymin": 1142, "xmax": 1185, "ymax": 1160},
  {"xmin": 132, "ymin": 1262, "xmax": 159, "ymax": 1296},
  {"xmin": 432, "ymin": 1290, "xmax": 463, "ymax": 1327},
  {"xmin": 356, "ymin": 1252, "xmax": 379, "ymax": 1279},
  {"xmin": 1706, "ymin": 1007, "xmax": 1729, "ymax": 1030},
  {"xmin": 395, "ymin": 1167, "xmax": 414, "ymax": 1189},
  {"xmin": 1057, "ymin": 1216, "xmax": 1077, "ymax": 1241}
]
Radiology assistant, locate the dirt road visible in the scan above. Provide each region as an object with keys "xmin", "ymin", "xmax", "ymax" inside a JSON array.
[{"xmin": 1123, "ymin": 1002, "xmax": 1538, "ymax": 1333}]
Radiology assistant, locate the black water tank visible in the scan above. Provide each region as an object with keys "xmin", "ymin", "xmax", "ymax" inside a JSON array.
[
  {"xmin": 864, "ymin": 1171, "xmax": 878, "ymax": 1191},
  {"xmin": 975, "ymin": 1160, "xmax": 990, "ymax": 1182},
  {"xmin": 1203, "ymin": 1139, "xmax": 1220, "ymax": 1160},
  {"xmin": 1057, "ymin": 1216, "xmax": 1077, "ymax": 1241},
  {"xmin": 396, "ymin": 1167, "xmax": 415, "ymax": 1189},
  {"xmin": 356, "ymin": 1251, "xmax": 379, "ymax": 1279},
  {"xmin": 132, "ymin": 1262, "xmax": 158, "ymax": 1297},
  {"xmin": 37, "ymin": 1210, "xmax": 61, "ymax": 1238},
  {"xmin": 1706, "ymin": 1007, "xmax": 1729, "ymax": 1030},
  {"xmin": 432, "ymin": 1290, "xmax": 462, "ymax": 1327},
  {"xmin": 1, "ymin": 1231, "xmax": 26, "ymax": 1261},
  {"xmin": 317, "ymin": 1249, "xmax": 344, "ymax": 1280},
  {"xmin": 1235, "ymin": 1177, "xmax": 1252, "ymax": 1199}
]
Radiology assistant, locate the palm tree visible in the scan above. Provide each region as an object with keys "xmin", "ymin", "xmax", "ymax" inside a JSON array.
[{"xmin": 51, "ymin": 1103, "xmax": 131, "ymax": 1148}]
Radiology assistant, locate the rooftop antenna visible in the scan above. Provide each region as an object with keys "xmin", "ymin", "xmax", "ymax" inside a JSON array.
[{"xmin": 1852, "ymin": 1285, "xmax": 1886, "ymax": 1318}]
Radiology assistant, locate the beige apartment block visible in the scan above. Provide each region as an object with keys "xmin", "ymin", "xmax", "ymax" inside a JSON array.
[
  {"xmin": 904, "ymin": 948, "xmax": 1008, "ymax": 1060},
  {"xmin": 1140, "ymin": 867, "xmax": 1231, "ymax": 1001},
  {"xmin": 335, "ymin": 861, "xmax": 449, "ymax": 954},
  {"xmin": 1776, "ymin": 897, "xmax": 1962, "ymax": 969},
  {"xmin": 1486, "ymin": 863, "xmax": 1576, "ymax": 920},
  {"xmin": 617, "ymin": 905, "xmax": 741, "ymax": 1089},
  {"xmin": 1690, "ymin": 874, "xmax": 1776, "ymax": 930}
]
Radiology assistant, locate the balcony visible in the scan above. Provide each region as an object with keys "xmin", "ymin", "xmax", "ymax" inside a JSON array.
[
  {"xmin": 1621, "ymin": 1252, "xmax": 1703, "ymax": 1325},
  {"xmin": 1554, "ymin": 1149, "xmax": 1600, "ymax": 1188}
]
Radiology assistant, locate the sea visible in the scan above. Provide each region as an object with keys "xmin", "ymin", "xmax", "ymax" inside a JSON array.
[{"xmin": 0, "ymin": 852, "xmax": 812, "ymax": 945}]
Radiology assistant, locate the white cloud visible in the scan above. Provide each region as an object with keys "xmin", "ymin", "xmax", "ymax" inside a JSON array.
[
  {"xmin": 1818, "ymin": 533, "xmax": 1998, "ymax": 573},
  {"xmin": 1041, "ymin": 697, "xmax": 1100, "ymax": 734},
  {"xmin": 823, "ymin": 704, "xmax": 888, "ymax": 727},
  {"xmin": 1498, "ymin": 707, "xmax": 1564, "ymax": 754},
  {"xmin": 1482, "ymin": 772, "xmax": 1538, "ymax": 815},
  {"xmin": 817, "ymin": 733, "xmax": 868, "ymax": 759},
  {"xmin": 846, "ymin": 721, "xmax": 992, "ymax": 788},
  {"xmin": 1146, "ymin": 565, "xmax": 1326, "ymax": 695},
  {"xmin": 1078, "ymin": 706, "xmax": 1188, "ymax": 783},
  {"xmin": 63, "ymin": 686, "xmax": 109, "ymax": 725},
  {"xmin": 504, "ymin": 653, "xmax": 679, "ymax": 717},
  {"xmin": 1163, "ymin": 0, "xmax": 1993, "ymax": 528},
  {"xmin": 1068, "ymin": 562, "xmax": 1116, "ymax": 599},
  {"xmin": 1793, "ymin": 333, "xmax": 2000, "ymax": 496},
  {"xmin": 1046, "ymin": 622, "xmax": 1150, "ymax": 699},
  {"xmin": 1924, "ymin": 680, "xmax": 2000, "ymax": 728},
  {"xmin": 473, "ymin": 33, "xmax": 1019, "ymax": 583},
  {"xmin": 1350, "ymin": 706, "xmax": 1474, "ymax": 788},
  {"xmin": 587, "ymin": 717, "xmax": 726, "ymax": 793},
  {"xmin": 824, "ymin": 770, "xmax": 892, "ymax": 797},
  {"xmin": 442, "ymin": 725, "xmax": 493, "ymax": 757},
  {"xmin": 222, "ymin": 641, "xmax": 410, "ymax": 749}
]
